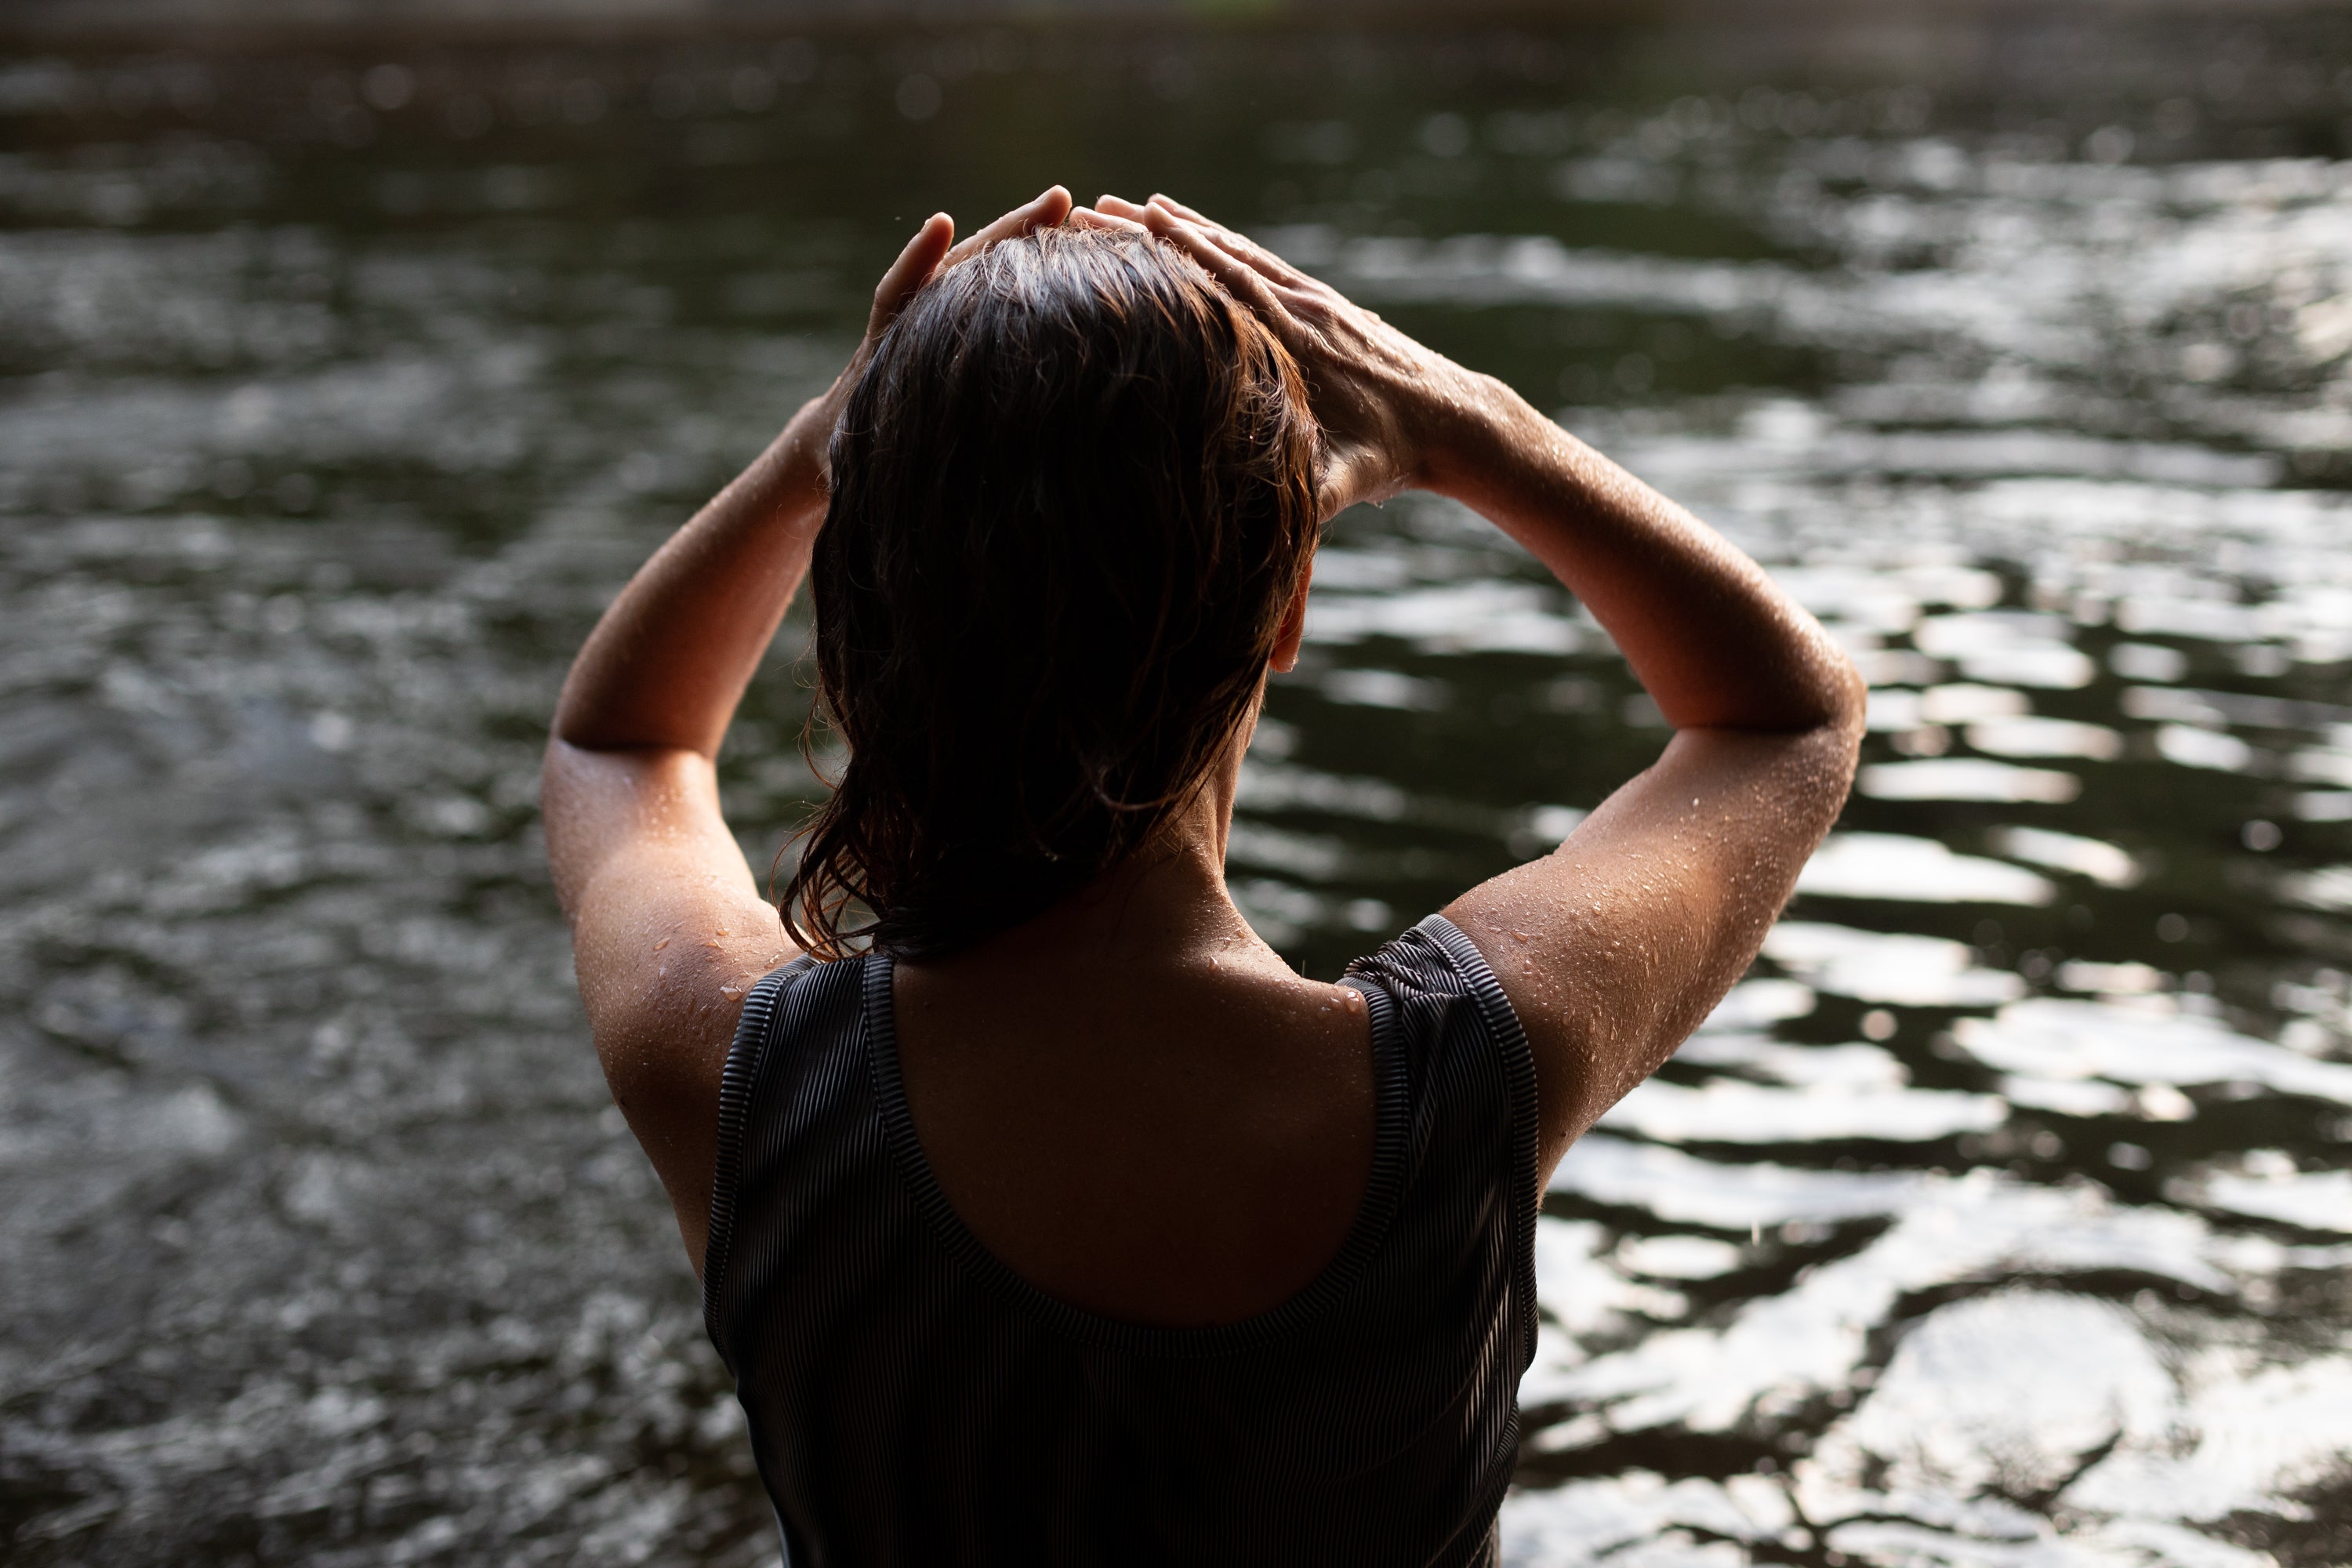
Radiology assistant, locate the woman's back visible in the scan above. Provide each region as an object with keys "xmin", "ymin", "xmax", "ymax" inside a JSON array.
[
  {"xmin": 542, "ymin": 188, "xmax": 1863, "ymax": 1563},
  {"xmin": 705, "ymin": 915, "xmax": 1536, "ymax": 1567},
  {"xmin": 890, "ymin": 864, "xmax": 1376, "ymax": 1327}
]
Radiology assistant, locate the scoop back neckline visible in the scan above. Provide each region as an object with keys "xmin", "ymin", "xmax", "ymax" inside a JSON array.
[{"xmin": 859, "ymin": 936, "xmax": 1417, "ymax": 1357}]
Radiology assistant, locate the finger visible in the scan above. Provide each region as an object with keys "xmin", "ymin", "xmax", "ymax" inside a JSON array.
[
  {"xmin": 1145, "ymin": 192, "xmax": 1276, "ymax": 261},
  {"xmin": 985, "ymin": 183, "xmax": 1073, "ymax": 240},
  {"xmin": 1146, "ymin": 194, "xmax": 1312, "ymax": 289},
  {"xmin": 1132, "ymin": 197, "xmax": 1321, "ymax": 323},
  {"xmin": 1094, "ymin": 194, "xmax": 1150, "ymax": 222},
  {"xmin": 866, "ymin": 213, "xmax": 956, "ymax": 336},
  {"xmin": 1145, "ymin": 192, "xmax": 1214, "ymax": 226},
  {"xmin": 1315, "ymin": 474, "xmax": 1364, "ymax": 525},
  {"xmin": 1151, "ymin": 215, "xmax": 1322, "ymax": 327},
  {"xmin": 1067, "ymin": 205, "xmax": 1149, "ymax": 234},
  {"xmin": 1315, "ymin": 440, "xmax": 1409, "ymax": 523},
  {"xmin": 941, "ymin": 184, "xmax": 1073, "ymax": 267},
  {"xmin": 1145, "ymin": 209, "xmax": 1298, "ymax": 331}
]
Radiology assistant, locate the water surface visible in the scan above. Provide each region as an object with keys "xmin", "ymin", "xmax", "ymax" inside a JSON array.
[{"xmin": 4, "ymin": 15, "xmax": 2352, "ymax": 1565}]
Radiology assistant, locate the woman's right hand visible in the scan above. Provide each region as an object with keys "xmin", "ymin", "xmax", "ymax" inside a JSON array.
[
  {"xmin": 1095, "ymin": 193, "xmax": 1495, "ymax": 521},
  {"xmin": 1105, "ymin": 197, "xmax": 1864, "ymax": 1194}
]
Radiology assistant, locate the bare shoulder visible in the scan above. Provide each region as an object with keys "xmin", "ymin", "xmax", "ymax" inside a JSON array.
[
  {"xmin": 574, "ymin": 891, "xmax": 793, "ymax": 1276},
  {"xmin": 544, "ymin": 739, "xmax": 798, "ymax": 1276},
  {"xmin": 1446, "ymin": 724, "xmax": 1858, "ymax": 1181}
]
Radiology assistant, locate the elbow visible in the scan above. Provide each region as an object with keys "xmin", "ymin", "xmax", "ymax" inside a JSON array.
[
  {"xmin": 1795, "ymin": 622, "xmax": 1868, "ymax": 751},
  {"xmin": 549, "ymin": 662, "xmax": 611, "ymax": 752},
  {"xmin": 1784, "ymin": 648, "xmax": 1867, "ymax": 820},
  {"xmin": 1814, "ymin": 668, "xmax": 1867, "ymax": 818},
  {"xmin": 1823, "ymin": 654, "xmax": 1867, "ymax": 786},
  {"xmin": 539, "ymin": 741, "xmax": 586, "ymax": 919},
  {"xmin": 1826, "ymin": 646, "xmax": 1868, "ymax": 745}
]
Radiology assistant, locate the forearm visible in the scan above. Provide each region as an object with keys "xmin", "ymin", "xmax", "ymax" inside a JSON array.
[
  {"xmin": 1427, "ymin": 380, "xmax": 1862, "ymax": 735},
  {"xmin": 552, "ymin": 401, "xmax": 831, "ymax": 757}
]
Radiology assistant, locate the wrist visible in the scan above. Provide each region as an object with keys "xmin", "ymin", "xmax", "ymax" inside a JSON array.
[
  {"xmin": 1412, "ymin": 370, "xmax": 1539, "ymax": 500},
  {"xmin": 753, "ymin": 394, "xmax": 838, "ymax": 517},
  {"xmin": 776, "ymin": 390, "xmax": 836, "ymax": 473}
]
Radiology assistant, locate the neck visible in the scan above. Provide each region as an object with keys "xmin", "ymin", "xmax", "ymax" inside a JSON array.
[{"xmin": 904, "ymin": 714, "xmax": 1276, "ymax": 978}]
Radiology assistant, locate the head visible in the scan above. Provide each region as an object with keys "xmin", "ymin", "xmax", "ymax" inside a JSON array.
[{"xmin": 780, "ymin": 225, "xmax": 1321, "ymax": 959}]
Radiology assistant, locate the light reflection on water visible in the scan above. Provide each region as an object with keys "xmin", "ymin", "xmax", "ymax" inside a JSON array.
[{"xmin": 4, "ymin": 16, "xmax": 2352, "ymax": 1566}]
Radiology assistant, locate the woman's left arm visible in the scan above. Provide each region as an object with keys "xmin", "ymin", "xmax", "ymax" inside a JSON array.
[{"xmin": 544, "ymin": 190, "xmax": 1073, "ymax": 1274}]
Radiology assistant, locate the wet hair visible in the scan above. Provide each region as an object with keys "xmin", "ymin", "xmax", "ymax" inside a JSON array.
[{"xmin": 779, "ymin": 226, "xmax": 1320, "ymax": 960}]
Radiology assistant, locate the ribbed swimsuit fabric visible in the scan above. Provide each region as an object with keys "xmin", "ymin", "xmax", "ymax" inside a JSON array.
[{"xmin": 701, "ymin": 914, "xmax": 1541, "ymax": 1568}]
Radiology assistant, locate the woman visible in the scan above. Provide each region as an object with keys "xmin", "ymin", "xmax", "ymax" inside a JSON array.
[{"xmin": 543, "ymin": 185, "xmax": 1862, "ymax": 1564}]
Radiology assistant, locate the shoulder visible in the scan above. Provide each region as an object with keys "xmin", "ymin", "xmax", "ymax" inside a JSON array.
[
  {"xmin": 583, "ymin": 920, "xmax": 801, "ymax": 1277},
  {"xmin": 1345, "ymin": 916, "xmax": 1538, "ymax": 1166},
  {"xmin": 1347, "ymin": 916, "xmax": 1540, "ymax": 1203},
  {"xmin": 1345, "ymin": 915, "xmax": 1531, "ymax": 1060},
  {"xmin": 1345, "ymin": 916, "xmax": 1544, "ymax": 1362},
  {"xmin": 711, "ymin": 951, "xmax": 857, "ymax": 1100}
]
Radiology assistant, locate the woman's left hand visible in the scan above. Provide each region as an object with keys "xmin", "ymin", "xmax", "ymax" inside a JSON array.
[
  {"xmin": 546, "ymin": 182, "xmax": 1073, "ymax": 1273},
  {"xmin": 778, "ymin": 186, "xmax": 1076, "ymax": 492}
]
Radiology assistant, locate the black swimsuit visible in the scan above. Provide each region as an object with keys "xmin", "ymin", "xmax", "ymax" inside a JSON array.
[{"xmin": 703, "ymin": 914, "xmax": 1540, "ymax": 1567}]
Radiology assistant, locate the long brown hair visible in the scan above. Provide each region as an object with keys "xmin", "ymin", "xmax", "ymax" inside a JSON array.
[{"xmin": 780, "ymin": 226, "xmax": 1320, "ymax": 959}]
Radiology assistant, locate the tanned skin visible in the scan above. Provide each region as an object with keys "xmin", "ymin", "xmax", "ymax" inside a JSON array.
[{"xmin": 543, "ymin": 185, "xmax": 1863, "ymax": 1327}]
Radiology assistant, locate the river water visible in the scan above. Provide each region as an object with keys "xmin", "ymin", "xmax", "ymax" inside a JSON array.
[{"xmin": 3, "ymin": 13, "xmax": 2351, "ymax": 1565}]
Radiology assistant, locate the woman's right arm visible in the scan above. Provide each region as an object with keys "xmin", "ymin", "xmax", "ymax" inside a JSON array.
[
  {"xmin": 1123, "ymin": 196, "xmax": 1865, "ymax": 1185},
  {"xmin": 1420, "ymin": 397, "xmax": 1864, "ymax": 1181}
]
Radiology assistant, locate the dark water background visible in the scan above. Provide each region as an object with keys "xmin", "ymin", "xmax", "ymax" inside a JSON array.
[{"xmin": 5, "ymin": 13, "xmax": 2352, "ymax": 1564}]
